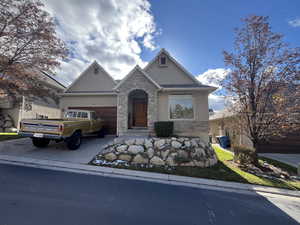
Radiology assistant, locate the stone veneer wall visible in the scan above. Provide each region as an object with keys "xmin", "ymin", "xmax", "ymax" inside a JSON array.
[
  {"xmin": 117, "ymin": 70, "xmax": 159, "ymax": 135},
  {"xmin": 174, "ymin": 121, "xmax": 209, "ymax": 142}
]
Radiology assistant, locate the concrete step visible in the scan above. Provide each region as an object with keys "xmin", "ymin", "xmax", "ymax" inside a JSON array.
[{"xmin": 121, "ymin": 129, "xmax": 150, "ymax": 138}]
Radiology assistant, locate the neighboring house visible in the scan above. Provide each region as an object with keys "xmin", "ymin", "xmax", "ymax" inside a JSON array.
[
  {"xmin": 60, "ymin": 49, "xmax": 217, "ymax": 142},
  {"xmin": 209, "ymin": 110, "xmax": 253, "ymax": 147},
  {"xmin": 0, "ymin": 72, "xmax": 66, "ymax": 131},
  {"xmin": 209, "ymin": 109, "xmax": 300, "ymax": 153}
]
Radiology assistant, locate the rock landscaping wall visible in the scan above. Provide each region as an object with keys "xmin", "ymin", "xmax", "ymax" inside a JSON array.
[{"xmin": 92, "ymin": 137, "xmax": 218, "ymax": 168}]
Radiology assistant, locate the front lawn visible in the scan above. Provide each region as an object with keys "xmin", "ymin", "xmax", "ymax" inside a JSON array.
[
  {"xmin": 212, "ymin": 145, "xmax": 300, "ymax": 190},
  {"xmin": 91, "ymin": 144, "xmax": 300, "ymax": 190}
]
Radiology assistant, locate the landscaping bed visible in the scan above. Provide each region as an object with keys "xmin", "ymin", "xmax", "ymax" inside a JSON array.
[
  {"xmin": 91, "ymin": 139, "xmax": 300, "ymax": 190},
  {"xmin": 91, "ymin": 137, "xmax": 218, "ymax": 168}
]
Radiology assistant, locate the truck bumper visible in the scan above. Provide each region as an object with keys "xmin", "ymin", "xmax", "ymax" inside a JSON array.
[{"xmin": 18, "ymin": 132, "xmax": 63, "ymax": 140}]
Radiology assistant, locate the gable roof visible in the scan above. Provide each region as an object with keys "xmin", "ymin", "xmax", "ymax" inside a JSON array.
[
  {"xmin": 40, "ymin": 71, "xmax": 66, "ymax": 90},
  {"xmin": 65, "ymin": 61, "xmax": 117, "ymax": 93},
  {"xmin": 114, "ymin": 65, "xmax": 161, "ymax": 90},
  {"xmin": 144, "ymin": 48, "xmax": 202, "ymax": 85}
]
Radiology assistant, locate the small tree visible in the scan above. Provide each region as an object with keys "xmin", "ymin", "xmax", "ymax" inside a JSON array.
[
  {"xmin": 223, "ymin": 15, "xmax": 300, "ymax": 152},
  {"xmin": 0, "ymin": 0, "xmax": 67, "ymax": 101}
]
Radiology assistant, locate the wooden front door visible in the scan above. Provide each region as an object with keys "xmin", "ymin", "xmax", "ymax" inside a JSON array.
[{"xmin": 133, "ymin": 100, "xmax": 147, "ymax": 127}]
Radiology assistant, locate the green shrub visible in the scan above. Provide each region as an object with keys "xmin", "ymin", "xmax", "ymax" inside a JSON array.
[
  {"xmin": 154, "ymin": 121, "xmax": 174, "ymax": 137},
  {"xmin": 233, "ymin": 145, "xmax": 258, "ymax": 165}
]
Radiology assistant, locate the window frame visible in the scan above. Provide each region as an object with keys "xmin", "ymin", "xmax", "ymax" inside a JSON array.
[
  {"xmin": 159, "ymin": 56, "xmax": 167, "ymax": 66},
  {"xmin": 168, "ymin": 95, "xmax": 195, "ymax": 121}
]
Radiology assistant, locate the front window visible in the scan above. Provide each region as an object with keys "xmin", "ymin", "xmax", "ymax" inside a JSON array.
[{"xmin": 169, "ymin": 95, "xmax": 194, "ymax": 120}]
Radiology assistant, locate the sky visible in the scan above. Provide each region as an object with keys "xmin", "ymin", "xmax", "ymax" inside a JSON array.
[{"xmin": 42, "ymin": 0, "xmax": 300, "ymax": 111}]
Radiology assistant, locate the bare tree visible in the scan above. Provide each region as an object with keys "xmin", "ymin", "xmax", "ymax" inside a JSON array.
[
  {"xmin": 0, "ymin": 0, "xmax": 67, "ymax": 101},
  {"xmin": 223, "ymin": 15, "xmax": 300, "ymax": 151}
]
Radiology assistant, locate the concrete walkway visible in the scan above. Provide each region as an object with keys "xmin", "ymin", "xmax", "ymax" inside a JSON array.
[{"xmin": 259, "ymin": 153, "xmax": 300, "ymax": 168}]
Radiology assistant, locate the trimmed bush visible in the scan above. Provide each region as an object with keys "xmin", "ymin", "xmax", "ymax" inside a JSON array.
[
  {"xmin": 233, "ymin": 145, "xmax": 258, "ymax": 165},
  {"xmin": 154, "ymin": 121, "xmax": 174, "ymax": 137}
]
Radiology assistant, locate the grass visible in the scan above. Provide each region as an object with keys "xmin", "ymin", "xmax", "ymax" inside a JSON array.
[
  {"xmin": 93, "ymin": 144, "xmax": 300, "ymax": 190},
  {"xmin": 0, "ymin": 133, "xmax": 23, "ymax": 142},
  {"xmin": 209, "ymin": 145, "xmax": 300, "ymax": 190}
]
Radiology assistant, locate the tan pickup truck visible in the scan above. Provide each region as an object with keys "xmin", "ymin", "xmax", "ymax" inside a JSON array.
[{"xmin": 19, "ymin": 110, "xmax": 104, "ymax": 150}]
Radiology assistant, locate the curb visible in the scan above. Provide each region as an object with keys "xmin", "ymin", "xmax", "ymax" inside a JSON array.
[{"xmin": 0, "ymin": 154, "xmax": 299, "ymax": 199}]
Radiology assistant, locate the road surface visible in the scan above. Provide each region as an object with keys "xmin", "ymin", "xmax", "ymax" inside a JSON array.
[{"xmin": 0, "ymin": 164, "xmax": 299, "ymax": 225}]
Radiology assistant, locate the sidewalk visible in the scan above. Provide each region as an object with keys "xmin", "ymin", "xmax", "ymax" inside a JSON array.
[
  {"xmin": 259, "ymin": 153, "xmax": 300, "ymax": 168},
  {"xmin": 0, "ymin": 154, "xmax": 299, "ymax": 198}
]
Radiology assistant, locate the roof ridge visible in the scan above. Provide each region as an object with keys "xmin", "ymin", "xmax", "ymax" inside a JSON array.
[{"xmin": 114, "ymin": 65, "xmax": 161, "ymax": 90}]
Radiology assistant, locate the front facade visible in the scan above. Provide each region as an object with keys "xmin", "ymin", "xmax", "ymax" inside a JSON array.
[{"xmin": 60, "ymin": 49, "xmax": 216, "ymax": 142}]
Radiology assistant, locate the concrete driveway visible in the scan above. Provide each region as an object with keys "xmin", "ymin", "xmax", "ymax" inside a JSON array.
[
  {"xmin": 0, "ymin": 136, "xmax": 114, "ymax": 164},
  {"xmin": 259, "ymin": 153, "xmax": 300, "ymax": 167}
]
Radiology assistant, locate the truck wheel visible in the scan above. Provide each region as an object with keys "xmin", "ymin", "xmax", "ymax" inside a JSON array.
[
  {"xmin": 32, "ymin": 138, "xmax": 50, "ymax": 148},
  {"xmin": 66, "ymin": 132, "xmax": 81, "ymax": 150}
]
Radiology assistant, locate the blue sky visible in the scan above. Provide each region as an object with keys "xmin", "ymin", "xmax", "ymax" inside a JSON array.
[
  {"xmin": 44, "ymin": 0, "xmax": 300, "ymax": 111},
  {"xmin": 142, "ymin": 0, "xmax": 300, "ymax": 75}
]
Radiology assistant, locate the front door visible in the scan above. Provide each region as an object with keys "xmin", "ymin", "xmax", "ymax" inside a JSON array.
[{"xmin": 133, "ymin": 99, "xmax": 147, "ymax": 127}]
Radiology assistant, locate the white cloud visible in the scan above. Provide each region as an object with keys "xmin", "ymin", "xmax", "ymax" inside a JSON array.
[
  {"xmin": 42, "ymin": 0, "xmax": 159, "ymax": 85},
  {"xmin": 197, "ymin": 68, "xmax": 230, "ymax": 89},
  {"xmin": 288, "ymin": 18, "xmax": 300, "ymax": 27},
  {"xmin": 196, "ymin": 68, "xmax": 231, "ymax": 111}
]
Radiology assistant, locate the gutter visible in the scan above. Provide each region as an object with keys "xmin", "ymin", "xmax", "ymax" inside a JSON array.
[
  {"xmin": 161, "ymin": 87, "xmax": 217, "ymax": 93},
  {"xmin": 60, "ymin": 92, "xmax": 117, "ymax": 96}
]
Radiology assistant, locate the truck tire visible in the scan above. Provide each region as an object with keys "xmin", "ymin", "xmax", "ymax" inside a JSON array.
[
  {"xmin": 66, "ymin": 132, "xmax": 81, "ymax": 150},
  {"xmin": 32, "ymin": 138, "xmax": 50, "ymax": 148}
]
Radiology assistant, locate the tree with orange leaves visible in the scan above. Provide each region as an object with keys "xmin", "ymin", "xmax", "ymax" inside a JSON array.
[{"xmin": 223, "ymin": 15, "xmax": 300, "ymax": 153}]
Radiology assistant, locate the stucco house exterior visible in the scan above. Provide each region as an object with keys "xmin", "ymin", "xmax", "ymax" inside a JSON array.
[
  {"xmin": 209, "ymin": 109, "xmax": 300, "ymax": 153},
  {"xmin": 209, "ymin": 110, "xmax": 253, "ymax": 147},
  {"xmin": 0, "ymin": 72, "xmax": 66, "ymax": 131},
  {"xmin": 60, "ymin": 49, "xmax": 217, "ymax": 142}
]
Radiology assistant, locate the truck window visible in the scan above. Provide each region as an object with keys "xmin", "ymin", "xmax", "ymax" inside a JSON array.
[
  {"xmin": 77, "ymin": 112, "xmax": 82, "ymax": 118},
  {"xmin": 81, "ymin": 112, "xmax": 88, "ymax": 118},
  {"xmin": 65, "ymin": 111, "xmax": 77, "ymax": 118},
  {"xmin": 91, "ymin": 112, "xmax": 97, "ymax": 120}
]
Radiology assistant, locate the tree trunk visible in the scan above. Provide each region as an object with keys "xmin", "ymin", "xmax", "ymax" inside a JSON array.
[{"xmin": 251, "ymin": 139, "xmax": 259, "ymax": 166}]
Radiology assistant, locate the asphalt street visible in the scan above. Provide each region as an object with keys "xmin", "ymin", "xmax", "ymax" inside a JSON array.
[{"xmin": 0, "ymin": 163, "xmax": 299, "ymax": 225}]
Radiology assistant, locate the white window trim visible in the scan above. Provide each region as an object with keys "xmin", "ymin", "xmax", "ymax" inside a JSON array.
[{"xmin": 168, "ymin": 95, "xmax": 195, "ymax": 121}]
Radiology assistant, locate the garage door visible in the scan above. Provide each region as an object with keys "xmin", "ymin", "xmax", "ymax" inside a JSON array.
[
  {"xmin": 69, "ymin": 107, "xmax": 117, "ymax": 135},
  {"xmin": 257, "ymin": 131, "xmax": 300, "ymax": 153}
]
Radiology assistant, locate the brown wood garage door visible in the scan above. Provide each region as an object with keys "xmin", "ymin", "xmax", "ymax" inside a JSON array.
[{"xmin": 69, "ymin": 107, "xmax": 117, "ymax": 135}]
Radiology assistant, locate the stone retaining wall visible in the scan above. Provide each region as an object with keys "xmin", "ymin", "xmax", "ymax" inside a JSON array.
[{"xmin": 92, "ymin": 137, "xmax": 218, "ymax": 168}]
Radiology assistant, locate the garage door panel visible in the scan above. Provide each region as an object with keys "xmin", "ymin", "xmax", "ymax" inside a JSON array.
[{"xmin": 69, "ymin": 107, "xmax": 117, "ymax": 135}]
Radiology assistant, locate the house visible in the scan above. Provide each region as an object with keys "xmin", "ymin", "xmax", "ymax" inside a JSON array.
[
  {"xmin": 209, "ymin": 109, "xmax": 253, "ymax": 147},
  {"xmin": 209, "ymin": 109, "xmax": 300, "ymax": 153},
  {"xmin": 0, "ymin": 72, "xmax": 66, "ymax": 132},
  {"xmin": 60, "ymin": 49, "xmax": 217, "ymax": 142}
]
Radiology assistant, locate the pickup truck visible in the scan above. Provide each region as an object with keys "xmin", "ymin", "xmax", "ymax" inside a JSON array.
[{"xmin": 19, "ymin": 110, "xmax": 104, "ymax": 150}]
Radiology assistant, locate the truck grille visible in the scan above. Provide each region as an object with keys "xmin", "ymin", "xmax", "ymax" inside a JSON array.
[{"xmin": 22, "ymin": 123, "xmax": 59, "ymax": 132}]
